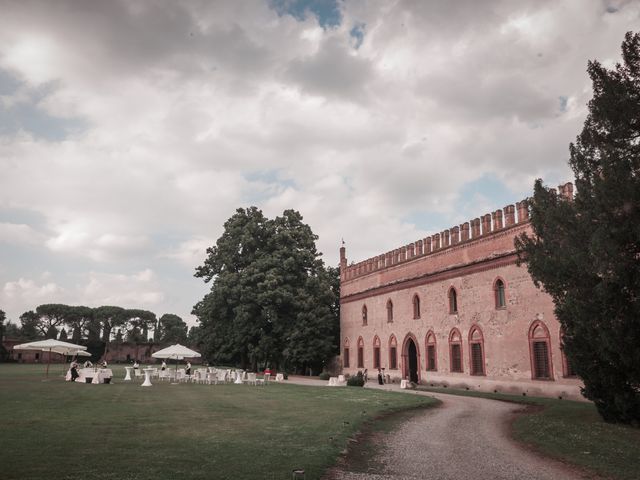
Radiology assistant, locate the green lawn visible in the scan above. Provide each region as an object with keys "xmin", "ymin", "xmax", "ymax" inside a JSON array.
[
  {"xmin": 417, "ymin": 386, "xmax": 640, "ymax": 480},
  {"xmin": 0, "ymin": 365, "xmax": 436, "ymax": 480}
]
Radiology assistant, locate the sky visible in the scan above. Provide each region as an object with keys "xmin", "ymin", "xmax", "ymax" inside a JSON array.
[{"xmin": 0, "ymin": 0, "xmax": 638, "ymax": 326}]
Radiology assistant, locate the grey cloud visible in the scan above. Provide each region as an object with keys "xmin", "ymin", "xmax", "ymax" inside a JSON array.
[
  {"xmin": 419, "ymin": 71, "xmax": 558, "ymax": 123},
  {"xmin": 285, "ymin": 36, "xmax": 373, "ymax": 101}
]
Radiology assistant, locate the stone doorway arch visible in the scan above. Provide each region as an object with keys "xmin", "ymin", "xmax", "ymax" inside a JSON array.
[{"xmin": 402, "ymin": 333, "xmax": 420, "ymax": 383}]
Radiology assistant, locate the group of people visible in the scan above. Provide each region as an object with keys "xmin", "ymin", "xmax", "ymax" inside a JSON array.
[
  {"xmin": 68, "ymin": 358, "xmax": 108, "ymax": 382},
  {"xmin": 361, "ymin": 368, "xmax": 387, "ymax": 385}
]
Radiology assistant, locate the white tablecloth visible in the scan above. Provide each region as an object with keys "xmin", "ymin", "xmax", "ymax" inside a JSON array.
[{"xmin": 67, "ymin": 368, "xmax": 113, "ymax": 384}]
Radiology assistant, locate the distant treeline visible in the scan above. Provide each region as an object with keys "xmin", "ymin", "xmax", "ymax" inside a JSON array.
[{"xmin": 0, "ymin": 304, "xmax": 194, "ymax": 345}]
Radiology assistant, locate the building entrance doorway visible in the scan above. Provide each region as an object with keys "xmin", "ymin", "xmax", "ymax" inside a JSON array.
[{"xmin": 406, "ymin": 338, "xmax": 418, "ymax": 383}]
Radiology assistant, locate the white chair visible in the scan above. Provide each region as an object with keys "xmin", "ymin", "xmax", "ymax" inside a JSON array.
[
  {"xmin": 215, "ymin": 370, "xmax": 227, "ymax": 385},
  {"xmin": 245, "ymin": 372, "xmax": 257, "ymax": 386},
  {"xmin": 256, "ymin": 373, "xmax": 270, "ymax": 386}
]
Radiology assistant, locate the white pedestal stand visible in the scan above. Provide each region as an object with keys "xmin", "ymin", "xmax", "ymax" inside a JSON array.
[
  {"xmin": 124, "ymin": 366, "xmax": 133, "ymax": 381},
  {"xmin": 141, "ymin": 368, "xmax": 154, "ymax": 387}
]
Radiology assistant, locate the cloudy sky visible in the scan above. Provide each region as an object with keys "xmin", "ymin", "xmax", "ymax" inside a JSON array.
[{"xmin": 0, "ymin": 0, "xmax": 638, "ymax": 325}]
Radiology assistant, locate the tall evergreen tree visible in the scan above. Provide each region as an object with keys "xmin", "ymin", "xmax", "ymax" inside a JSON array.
[{"xmin": 515, "ymin": 32, "xmax": 640, "ymax": 425}]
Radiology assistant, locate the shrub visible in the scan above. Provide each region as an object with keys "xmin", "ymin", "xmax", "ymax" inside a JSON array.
[
  {"xmin": 318, "ymin": 372, "xmax": 330, "ymax": 380},
  {"xmin": 347, "ymin": 372, "xmax": 365, "ymax": 387}
]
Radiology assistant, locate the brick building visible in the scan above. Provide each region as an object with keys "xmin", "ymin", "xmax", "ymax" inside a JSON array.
[{"xmin": 339, "ymin": 183, "xmax": 583, "ymax": 400}]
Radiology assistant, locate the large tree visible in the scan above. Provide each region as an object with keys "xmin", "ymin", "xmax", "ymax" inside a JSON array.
[
  {"xmin": 18, "ymin": 311, "xmax": 39, "ymax": 340},
  {"xmin": 193, "ymin": 207, "xmax": 339, "ymax": 373},
  {"xmin": 156, "ymin": 314, "xmax": 188, "ymax": 344},
  {"xmin": 34, "ymin": 304, "xmax": 69, "ymax": 338},
  {"xmin": 515, "ymin": 32, "xmax": 640, "ymax": 425},
  {"xmin": 65, "ymin": 306, "xmax": 95, "ymax": 343}
]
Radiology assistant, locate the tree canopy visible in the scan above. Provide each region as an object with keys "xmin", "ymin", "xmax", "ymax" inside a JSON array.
[
  {"xmin": 515, "ymin": 32, "xmax": 640, "ymax": 425},
  {"xmin": 5, "ymin": 304, "xmax": 187, "ymax": 348},
  {"xmin": 156, "ymin": 314, "xmax": 188, "ymax": 344},
  {"xmin": 193, "ymin": 207, "xmax": 340, "ymax": 374}
]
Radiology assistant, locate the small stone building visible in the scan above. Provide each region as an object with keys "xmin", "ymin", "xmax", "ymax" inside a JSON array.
[{"xmin": 339, "ymin": 183, "xmax": 583, "ymax": 400}]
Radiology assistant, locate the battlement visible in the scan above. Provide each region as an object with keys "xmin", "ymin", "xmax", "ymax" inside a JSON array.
[{"xmin": 339, "ymin": 183, "xmax": 573, "ymax": 282}]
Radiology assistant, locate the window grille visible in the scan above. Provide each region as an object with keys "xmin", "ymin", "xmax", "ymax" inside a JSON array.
[
  {"xmin": 387, "ymin": 300, "xmax": 393, "ymax": 322},
  {"xmin": 343, "ymin": 348, "xmax": 350, "ymax": 368},
  {"xmin": 362, "ymin": 305, "xmax": 368, "ymax": 326},
  {"xmin": 471, "ymin": 343, "xmax": 484, "ymax": 375},
  {"xmin": 451, "ymin": 344, "xmax": 462, "ymax": 372},
  {"xmin": 357, "ymin": 347, "xmax": 364, "ymax": 368},
  {"xmin": 373, "ymin": 347, "xmax": 380, "ymax": 369},
  {"xmin": 533, "ymin": 341, "xmax": 550, "ymax": 379},
  {"xmin": 427, "ymin": 345, "xmax": 436, "ymax": 371},
  {"xmin": 390, "ymin": 346, "xmax": 397, "ymax": 369},
  {"xmin": 413, "ymin": 295, "xmax": 420, "ymax": 319}
]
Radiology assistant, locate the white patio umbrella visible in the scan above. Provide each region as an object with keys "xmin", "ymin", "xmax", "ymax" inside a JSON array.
[
  {"xmin": 13, "ymin": 339, "xmax": 88, "ymax": 377},
  {"xmin": 152, "ymin": 344, "xmax": 201, "ymax": 376}
]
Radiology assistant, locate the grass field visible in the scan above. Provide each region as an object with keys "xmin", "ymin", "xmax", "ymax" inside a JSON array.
[
  {"xmin": 417, "ymin": 386, "xmax": 640, "ymax": 480},
  {"xmin": 0, "ymin": 365, "xmax": 437, "ymax": 480}
]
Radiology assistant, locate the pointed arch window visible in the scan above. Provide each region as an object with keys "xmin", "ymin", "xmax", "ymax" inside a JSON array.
[
  {"xmin": 413, "ymin": 294, "xmax": 421, "ymax": 319},
  {"xmin": 389, "ymin": 335, "xmax": 398, "ymax": 370},
  {"xmin": 529, "ymin": 321, "xmax": 554, "ymax": 380},
  {"xmin": 373, "ymin": 336, "xmax": 381, "ymax": 369},
  {"xmin": 357, "ymin": 337, "xmax": 365, "ymax": 369},
  {"xmin": 469, "ymin": 325, "xmax": 485, "ymax": 376},
  {"xmin": 425, "ymin": 331, "xmax": 437, "ymax": 371},
  {"xmin": 448, "ymin": 287, "xmax": 458, "ymax": 314},
  {"xmin": 494, "ymin": 278, "xmax": 506, "ymax": 309},
  {"xmin": 343, "ymin": 338, "xmax": 350, "ymax": 369},
  {"xmin": 449, "ymin": 328, "xmax": 463, "ymax": 373},
  {"xmin": 361, "ymin": 305, "xmax": 368, "ymax": 326},
  {"xmin": 386, "ymin": 299, "xmax": 394, "ymax": 323}
]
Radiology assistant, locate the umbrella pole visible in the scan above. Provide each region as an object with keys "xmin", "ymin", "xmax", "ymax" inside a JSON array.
[{"xmin": 46, "ymin": 348, "xmax": 51, "ymax": 378}]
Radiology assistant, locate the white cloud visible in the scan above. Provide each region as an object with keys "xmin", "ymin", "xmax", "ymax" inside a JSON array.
[
  {"xmin": 0, "ymin": 222, "xmax": 44, "ymax": 245},
  {"xmin": 160, "ymin": 236, "xmax": 211, "ymax": 269},
  {"xmin": 81, "ymin": 269, "xmax": 164, "ymax": 307}
]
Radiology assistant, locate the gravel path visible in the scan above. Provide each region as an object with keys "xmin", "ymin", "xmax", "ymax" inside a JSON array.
[{"xmin": 331, "ymin": 387, "xmax": 590, "ymax": 480}]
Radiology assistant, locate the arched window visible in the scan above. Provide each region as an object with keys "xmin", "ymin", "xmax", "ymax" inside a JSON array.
[
  {"xmin": 448, "ymin": 287, "xmax": 458, "ymax": 314},
  {"xmin": 362, "ymin": 305, "xmax": 368, "ymax": 326},
  {"xmin": 386, "ymin": 299, "xmax": 394, "ymax": 323},
  {"xmin": 494, "ymin": 278, "xmax": 506, "ymax": 308},
  {"xmin": 468, "ymin": 325, "xmax": 485, "ymax": 376},
  {"xmin": 357, "ymin": 337, "xmax": 365, "ymax": 369},
  {"xmin": 449, "ymin": 328, "xmax": 463, "ymax": 373},
  {"xmin": 529, "ymin": 321, "xmax": 553, "ymax": 380},
  {"xmin": 389, "ymin": 335, "xmax": 398, "ymax": 370},
  {"xmin": 425, "ymin": 331, "xmax": 437, "ymax": 371},
  {"xmin": 560, "ymin": 329, "xmax": 576, "ymax": 378},
  {"xmin": 373, "ymin": 336, "xmax": 381, "ymax": 369},
  {"xmin": 413, "ymin": 294, "xmax": 421, "ymax": 319},
  {"xmin": 343, "ymin": 338, "xmax": 350, "ymax": 369}
]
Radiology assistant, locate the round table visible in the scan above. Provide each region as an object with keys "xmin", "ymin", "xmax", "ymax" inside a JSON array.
[
  {"xmin": 141, "ymin": 368, "xmax": 154, "ymax": 387},
  {"xmin": 124, "ymin": 366, "xmax": 133, "ymax": 381}
]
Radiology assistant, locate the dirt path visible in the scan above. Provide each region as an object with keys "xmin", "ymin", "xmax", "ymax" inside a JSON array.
[{"xmin": 329, "ymin": 388, "xmax": 591, "ymax": 480}]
